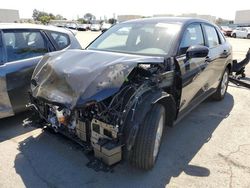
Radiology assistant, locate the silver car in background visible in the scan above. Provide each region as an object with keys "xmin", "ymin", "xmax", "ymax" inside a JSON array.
[{"xmin": 0, "ymin": 24, "xmax": 82, "ymax": 119}]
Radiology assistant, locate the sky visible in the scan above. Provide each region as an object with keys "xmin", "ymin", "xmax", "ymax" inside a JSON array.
[{"xmin": 1, "ymin": 0, "xmax": 250, "ymax": 20}]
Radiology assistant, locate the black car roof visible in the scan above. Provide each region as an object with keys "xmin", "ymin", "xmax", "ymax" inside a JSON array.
[{"xmin": 123, "ymin": 17, "xmax": 212, "ymax": 26}]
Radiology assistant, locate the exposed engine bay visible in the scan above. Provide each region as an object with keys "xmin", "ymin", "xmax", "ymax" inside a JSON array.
[{"xmin": 28, "ymin": 50, "xmax": 177, "ymax": 166}]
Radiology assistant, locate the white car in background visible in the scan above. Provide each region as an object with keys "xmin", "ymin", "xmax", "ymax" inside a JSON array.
[
  {"xmin": 90, "ymin": 24, "xmax": 101, "ymax": 31},
  {"xmin": 231, "ymin": 27, "xmax": 250, "ymax": 39},
  {"xmin": 101, "ymin": 23, "xmax": 112, "ymax": 32}
]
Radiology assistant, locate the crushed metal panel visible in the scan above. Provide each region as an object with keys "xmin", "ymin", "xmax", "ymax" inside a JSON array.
[
  {"xmin": 0, "ymin": 76, "xmax": 14, "ymax": 118},
  {"xmin": 31, "ymin": 50, "xmax": 164, "ymax": 109}
]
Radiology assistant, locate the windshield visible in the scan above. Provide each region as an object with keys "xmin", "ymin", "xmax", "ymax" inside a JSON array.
[{"xmin": 88, "ymin": 22, "xmax": 181, "ymax": 56}]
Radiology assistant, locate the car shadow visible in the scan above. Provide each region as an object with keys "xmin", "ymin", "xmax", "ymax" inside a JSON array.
[
  {"xmin": 0, "ymin": 111, "xmax": 34, "ymax": 142},
  {"xmin": 14, "ymin": 93, "xmax": 234, "ymax": 188}
]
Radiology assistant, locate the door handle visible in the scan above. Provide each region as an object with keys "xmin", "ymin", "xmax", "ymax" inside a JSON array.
[
  {"xmin": 205, "ymin": 56, "xmax": 211, "ymax": 62},
  {"xmin": 223, "ymin": 50, "xmax": 229, "ymax": 55}
]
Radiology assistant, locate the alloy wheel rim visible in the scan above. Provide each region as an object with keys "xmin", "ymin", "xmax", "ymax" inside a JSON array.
[
  {"xmin": 153, "ymin": 115, "xmax": 164, "ymax": 161},
  {"xmin": 221, "ymin": 71, "xmax": 228, "ymax": 96}
]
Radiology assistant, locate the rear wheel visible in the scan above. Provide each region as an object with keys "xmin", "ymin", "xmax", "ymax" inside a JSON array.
[
  {"xmin": 129, "ymin": 103, "xmax": 166, "ymax": 170},
  {"xmin": 211, "ymin": 68, "xmax": 229, "ymax": 101},
  {"xmin": 247, "ymin": 34, "xmax": 250, "ymax": 39},
  {"xmin": 232, "ymin": 33, "xmax": 236, "ymax": 38}
]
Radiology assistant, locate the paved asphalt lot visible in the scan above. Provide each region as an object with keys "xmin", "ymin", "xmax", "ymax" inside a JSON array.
[{"xmin": 0, "ymin": 31, "xmax": 250, "ymax": 188}]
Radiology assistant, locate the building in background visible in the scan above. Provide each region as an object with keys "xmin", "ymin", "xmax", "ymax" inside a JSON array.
[
  {"xmin": 0, "ymin": 9, "xmax": 19, "ymax": 23},
  {"xmin": 235, "ymin": 10, "xmax": 250, "ymax": 25},
  {"xmin": 117, "ymin": 15, "xmax": 142, "ymax": 22}
]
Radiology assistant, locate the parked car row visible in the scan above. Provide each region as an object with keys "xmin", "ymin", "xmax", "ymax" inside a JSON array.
[
  {"xmin": 77, "ymin": 24, "xmax": 90, "ymax": 31},
  {"xmin": 55, "ymin": 23, "xmax": 112, "ymax": 32},
  {"xmin": 87, "ymin": 23, "xmax": 112, "ymax": 32},
  {"xmin": 231, "ymin": 27, "xmax": 250, "ymax": 39},
  {"xmin": 219, "ymin": 25, "xmax": 250, "ymax": 39}
]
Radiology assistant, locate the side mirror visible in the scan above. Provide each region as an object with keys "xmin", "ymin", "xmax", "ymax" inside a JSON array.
[{"xmin": 186, "ymin": 45, "xmax": 209, "ymax": 59}]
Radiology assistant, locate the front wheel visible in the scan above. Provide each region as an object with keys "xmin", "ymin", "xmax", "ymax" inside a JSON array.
[
  {"xmin": 232, "ymin": 33, "xmax": 236, "ymax": 38},
  {"xmin": 247, "ymin": 34, "xmax": 250, "ymax": 39},
  {"xmin": 211, "ymin": 68, "xmax": 229, "ymax": 101},
  {"xmin": 129, "ymin": 103, "xmax": 166, "ymax": 170}
]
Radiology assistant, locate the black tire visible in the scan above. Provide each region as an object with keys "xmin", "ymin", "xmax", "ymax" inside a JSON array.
[
  {"xmin": 129, "ymin": 103, "xmax": 166, "ymax": 170},
  {"xmin": 247, "ymin": 34, "xmax": 250, "ymax": 39},
  {"xmin": 211, "ymin": 68, "xmax": 229, "ymax": 101},
  {"xmin": 232, "ymin": 33, "xmax": 236, "ymax": 38}
]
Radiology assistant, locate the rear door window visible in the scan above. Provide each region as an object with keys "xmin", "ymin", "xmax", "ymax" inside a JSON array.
[
  {"xmin": 217, "ymin": 28, "xmax": 226, "ymax": 44},
  {"xmin": 179, "ymin": 24, "xmax": 204, "ymax": 55},
  {"xmin": 46, "ymin": 31, "xmax": 70, "ymax": 50},
  {"xmin": 203, "ymin": 25, "xmax": 220, "ymax": 48},
  {"xmin": 3, "ymin": 30, "xmax": 48, "ymax": 62}
]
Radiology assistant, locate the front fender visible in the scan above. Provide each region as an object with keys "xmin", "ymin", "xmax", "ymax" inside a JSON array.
[
  {"xmin": 152, "ymin": 92, "xmax": 177, "ymax": 127},
  {"xmin": 124, "ymin": 90, "xmax": 176, "ymax": 152}
]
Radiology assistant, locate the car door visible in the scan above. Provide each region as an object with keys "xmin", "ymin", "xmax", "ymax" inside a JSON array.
[
  {"xmin": 233, "ymin": 28, "xmax": 239, "ymax": 37},
  {"xmin": 238, "ymin": 28, "xmax": 246, "ymax": 38},
  {"xmin": 236, "ymin": 28, "xmax": 241, "ymax": 38},
  {"xmin": 176, "ymin": 23, "xmax": 208, "ymax": 112},
  {"xmin": 202, "ymin": 24, "xmax": 231, "ymax": 91},
  {"xmin": 242, "ymin": 28, "xmax": 248, "ymax": 38},
  {"xmin": 0, "ymin": 29, "xmax": 51, "ymax": 116},
  {"xmin": 0, "ymin": 30, "xmax": 15, "ymax": 118}
]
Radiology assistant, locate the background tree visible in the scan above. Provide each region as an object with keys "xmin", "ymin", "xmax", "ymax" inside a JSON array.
[
  {"xmin": 32, "ymin": 9, "xmax": 40, "ymax": 21},
  {"xmin": 55, "ymin": 14, "xmax": 65, "ymax": 20},
  {"xmin": 215, "ymin": 18, "xmax": 224, "ymax": 25},
  {"xmin": 83, "ymin": 13, "xmax": 96, "ymax": 23},
  {"xmin": 32, "ymin": 9, "xmax": 63, "ymax": 24},
  {"xmin": 40, "ymin": 15, "xmax": 51, "ymax": 25},
  {"xmin": 215, "ymin": 17, "xmax": 231, "ymax": 25},
  {"xmin": 77, "ymin": 18, "xmax": 87, "ymax": 24},
  {"xmin": 49, "ymin": 13, "xmax": 55, "ymax": 20},
  {"xmin": 108, "ymin": 18, "xmax": 117, "ymax": 24}
]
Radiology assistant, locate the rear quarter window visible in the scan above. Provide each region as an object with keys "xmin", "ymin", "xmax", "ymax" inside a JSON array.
[
  {"xmin": 203, "ymin": 25, "xmax": 220, "ymax": 48},
  {"xmin": 217, "ymin": 28, "xmax": 226, "ymax": 44},
  {"xmin": 47, "ymin": 31, "xmax": 70, "ymax": 50}
]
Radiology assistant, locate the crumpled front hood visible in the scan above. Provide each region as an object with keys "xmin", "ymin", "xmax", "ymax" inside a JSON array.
[{"xmin": 31, "ymin": 49, "xmax": 164, "ymax": 109}]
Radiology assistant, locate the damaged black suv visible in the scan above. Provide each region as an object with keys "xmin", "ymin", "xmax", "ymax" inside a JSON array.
[{"xmin": 29, "ymin": 18, "xmax": 232, "ymax": 170}]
